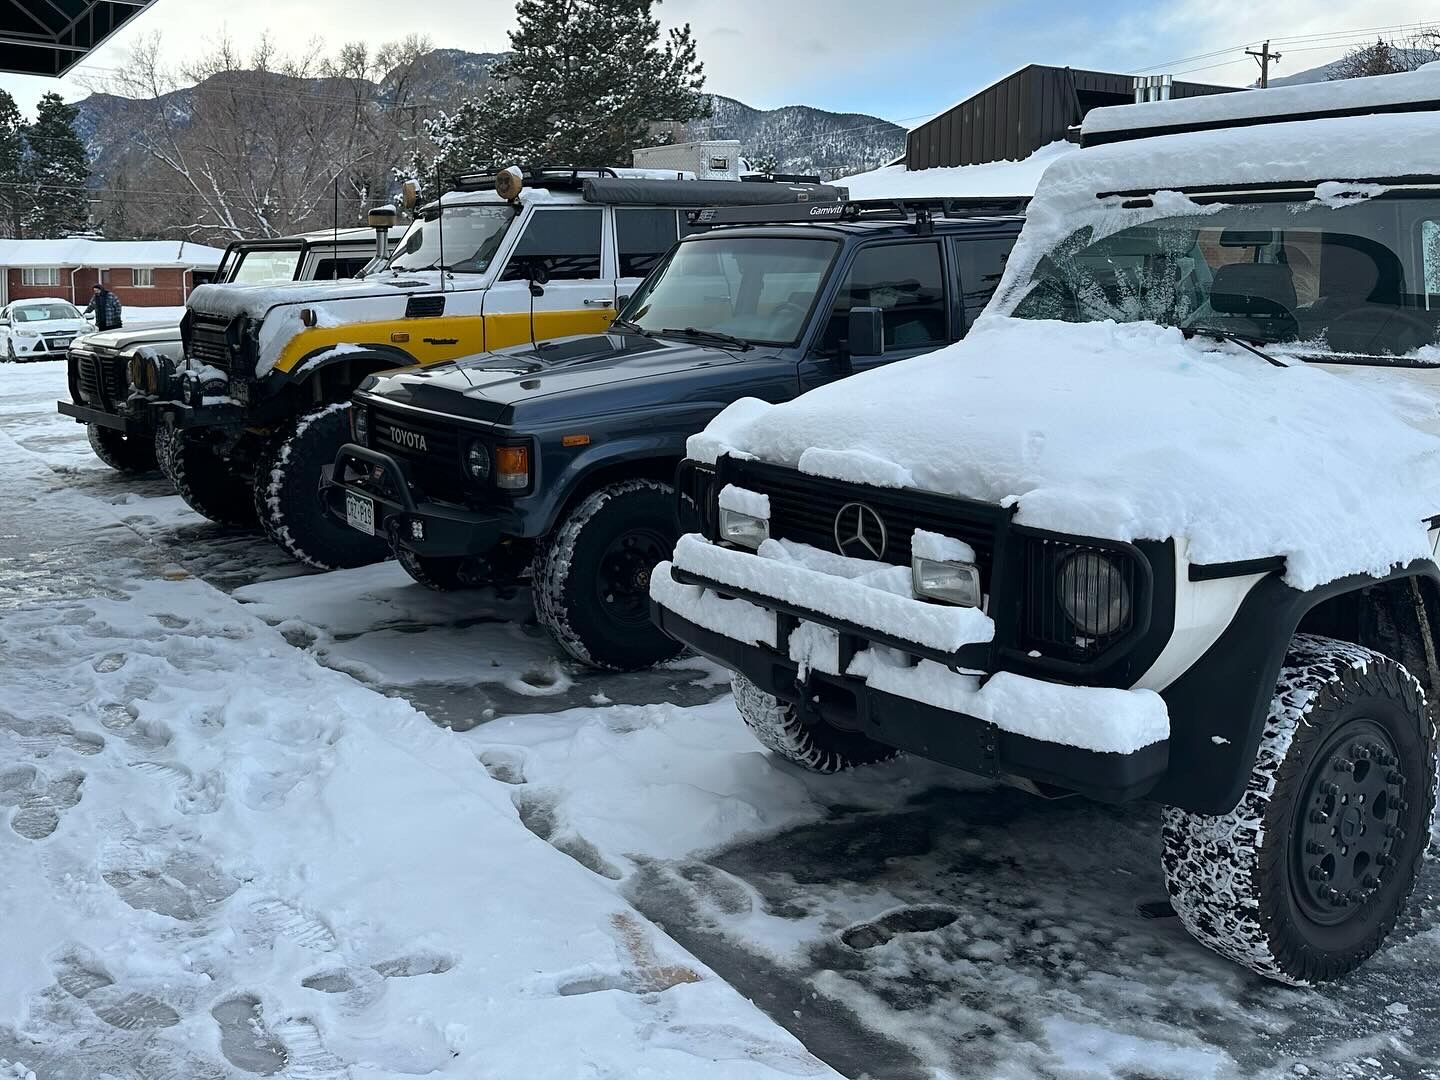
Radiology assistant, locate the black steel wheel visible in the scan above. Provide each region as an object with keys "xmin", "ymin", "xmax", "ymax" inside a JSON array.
[
  {"xmin": 531, "ymin": 479, "xmax": 685, "ymax": 670},
  {"xmin": 594, "ymin": 526, "xmax": 671, "ymax": 630},
  {"xmin": 1163, "ymin": 635, "xmax": 1436, "ymax": 984},
  {"xmin": 1290, "ymin": 720, "xmax": 1407, "ymax": 925}
]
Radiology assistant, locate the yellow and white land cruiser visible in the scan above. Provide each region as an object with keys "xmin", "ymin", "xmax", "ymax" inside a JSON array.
[{"xmin": 132, "ymin": 167, "xmax": 842, "ymax": 568}]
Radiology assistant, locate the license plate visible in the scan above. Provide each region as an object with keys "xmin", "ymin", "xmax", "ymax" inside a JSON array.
[
  {"xmin": 231, "ymin": 380, "xmax": 250, "ymax": 405},
  {"xmin": 345, "ymin": 492, "xmax": 375, "ymax": 536},
  {"xmin": 54, "ymin": 337, "xmax": 73, "ymax": 349}
]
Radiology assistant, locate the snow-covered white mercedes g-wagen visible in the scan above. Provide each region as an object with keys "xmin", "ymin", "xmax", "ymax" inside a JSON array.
[{"xmin": 649, "ymin": 68, "xmax": 1440, "ymax": 983}]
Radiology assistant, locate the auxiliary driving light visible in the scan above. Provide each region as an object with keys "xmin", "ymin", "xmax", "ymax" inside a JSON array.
[
  {"xmin": 912, "ymin": 557, "xmax": 983, "ymax": 608},
  {"xmin": 1057, "ymin": 551, "xmax": 1132, "ymax": 637},
  {"xmin": 719, "ymin": 509, "xmax": 770, "ymax": 550}
]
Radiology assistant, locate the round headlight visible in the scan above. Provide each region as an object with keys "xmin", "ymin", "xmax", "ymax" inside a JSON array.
[
  {"xmin": 466, "ymin": 441, "xmax": 492, "ymax": 481},
  {"xmin": 1057, "ymin": 551, "xmax": 1132, "ymax": 637}
]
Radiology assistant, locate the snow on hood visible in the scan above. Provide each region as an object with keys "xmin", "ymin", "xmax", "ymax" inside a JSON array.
[
  {"xmin": 690, "ymin": 318, "xmax": 1440, "ymax": 591},
  {"xmin": 187, "ymin": 271, "xmax": 444, "ymax": 321}
]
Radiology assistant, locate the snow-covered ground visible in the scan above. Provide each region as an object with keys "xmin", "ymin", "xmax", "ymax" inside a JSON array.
[{"xmin": 4, "ymin": 360, "xmax": 1439, "ymax": 1080}]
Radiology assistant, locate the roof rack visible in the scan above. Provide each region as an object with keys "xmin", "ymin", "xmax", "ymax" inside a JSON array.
[
  {"xmin": 685, "ymin": 195, "xmax": 1028, "ymax": 233},
  {"xmin": 1082, "ymin": 67, "xmax": 1440, "ymax": 148},
  {"xmin": 452, "ymin": 167, "xmax": 621, "ymax": 192}
]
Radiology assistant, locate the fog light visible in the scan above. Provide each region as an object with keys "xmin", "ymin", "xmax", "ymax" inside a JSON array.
[
  {"xmin": 1057, "ymin": 551, "xmax": 1131, "ymax": 636},
  {"xmin": 912, "ymin": 558, "xmax": 982, "ymax": 608},
  {"xmin": 410, "ymin": 519, "xmax": 426, "ymax": 542},
  {"xmin": 719, "ymin": 508, "xmax": 770, "ymax": 550}
]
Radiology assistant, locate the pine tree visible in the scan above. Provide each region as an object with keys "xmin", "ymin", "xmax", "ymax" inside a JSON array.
[
  {"xmin": 0, "ymin": 89, "xmax": 25, "ymax": 237},
  {"xmin": 429, "ymin": 0, "xmax": 710, "ymax": 179},
  {"xmin": 23, "ymin": 92, "xmax": 92, "ymax": 238}
]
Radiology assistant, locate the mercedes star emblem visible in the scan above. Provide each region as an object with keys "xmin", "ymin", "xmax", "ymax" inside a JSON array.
[{"xmin": 834, "ymin": 502, "xmax": 888, "ymax": 560}]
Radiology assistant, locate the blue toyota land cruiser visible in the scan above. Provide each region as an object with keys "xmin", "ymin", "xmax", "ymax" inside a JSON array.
[{"xmin": 321, "ymin": 199, "xmax": 1022, "ymax": 669}]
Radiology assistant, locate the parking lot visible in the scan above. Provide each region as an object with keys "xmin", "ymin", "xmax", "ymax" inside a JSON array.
[{"xmin": 6, "ymin": 359, "xmax": 1437, "ymax": 1080}]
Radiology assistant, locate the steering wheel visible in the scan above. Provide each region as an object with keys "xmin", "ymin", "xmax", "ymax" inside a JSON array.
[{"xmin": 1326, "ymin": 306, "xmax": 1436, "ymax": 357}]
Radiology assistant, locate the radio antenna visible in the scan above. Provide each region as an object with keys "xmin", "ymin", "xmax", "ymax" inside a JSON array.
[{"xmin": 332, "ymin": 175, "xmax": 340, "ymax": 279}]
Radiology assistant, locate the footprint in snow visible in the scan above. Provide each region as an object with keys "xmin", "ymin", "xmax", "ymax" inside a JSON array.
[
  {"xmin": 100, "ymin": 841, "xmax": 239, "ymax": 921},
  {"xmin": 302, "ymin": 951, "xmax": 457, "ymax": 1011},
  {"xmin": 8, "ymin": 770, "xmax": 84, "ymax": 841},
  {"xmin": 93, "ymin": 653, "xmax": 128, "ymax": 673},
  {"xmin": 677, "ymin": 862, "xmax": 754, "ymax": 918},
  {"xmin": 96, "ymin": 700, "xmax": 173, "ymax": 753},
  {"xmin": 247, "ymin": 897, "xmax": 338, "ymax": 952},
  {"xmin": 511, "ymin": 788, "xmax": 622, "ymax": 880},
  {"xmin": 0, "ymin": 711, "xmax": 105, "ymax": 758},
  {"xmin": 52, "ymin": 950, "xmax": 180, "ymax": 1032},
  {"xmin": 212, "ymin": 996, "xmax": 348, "ymax": 1079},
  {"xmin": 478, "ymin": 749, "xmax": 526, "ymax": 786},
  {"xmin": 840, "ymin": 905, "xmax": 960, "ymax": 950}
]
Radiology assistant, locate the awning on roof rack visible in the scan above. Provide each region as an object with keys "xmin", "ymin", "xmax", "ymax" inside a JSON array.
[{"xmin": 0, "ymin": 1, "xmax": 157, "ymax": 77}]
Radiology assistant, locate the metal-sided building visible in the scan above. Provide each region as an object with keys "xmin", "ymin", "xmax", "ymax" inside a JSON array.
[{"xmin": 905, "ymin": 65, "xmax": 1241, "ymax": 171}]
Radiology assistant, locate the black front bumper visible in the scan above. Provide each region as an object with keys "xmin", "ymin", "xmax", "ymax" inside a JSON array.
[
  {"xmin": 652, "ymin": 573, "xmax": 1168, "ymax": 804},
  {"xmin": 321, "ymin": 443, "xmax": 506, "ymax": 558},
  {"xmin": 57, "ymin": 399, "xmax": 146, "ymax": 433}
]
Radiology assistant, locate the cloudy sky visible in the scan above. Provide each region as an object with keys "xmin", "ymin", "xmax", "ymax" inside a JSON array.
[{"xmin": 1, "ymin": 0, "xmax": 1437, "ymax": 123}]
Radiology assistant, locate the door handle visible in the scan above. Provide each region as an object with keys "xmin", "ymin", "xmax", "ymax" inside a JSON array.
[{"xmin": 583, "ymin": 298, "xmax": 613, "ymax": 307}]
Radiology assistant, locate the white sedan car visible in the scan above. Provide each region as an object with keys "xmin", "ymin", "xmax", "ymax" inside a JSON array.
[{"xmin": 1, "ymin": 298, "xmax": 92, "ymax": 362}]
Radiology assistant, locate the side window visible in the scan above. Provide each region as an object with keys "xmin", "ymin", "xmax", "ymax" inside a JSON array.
[
  {"xmin": 1423, "ymin": 221, "xmax": 1440, "ymax": 295},
  {"xmin": 819, "ymin": 242, "xmax": 946, "ymax": 353},
  {"xmin": 312, "ymin": 257, "xmax": 371, "ymax": 281},
  {"xmin": 952, "ymin": 238, "xmax": 1014, "ymax": 321},
  {"xmin": 501, "ymin": 208, "xmax": 604, "ymax": 282},
  {"xmin": 616, "ymin": 209, "xmax": 678, "ymax": 278}
]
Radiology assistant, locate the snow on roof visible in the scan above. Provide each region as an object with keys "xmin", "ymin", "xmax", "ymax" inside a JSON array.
[
  {"xmin": 0, "ymin": 238, "xmax": 225, "ymax": 270},
  {"xmin": 837, "ymin": 142, "xmax": 1072, "ymax": 202},
  {"xmin": 1083, "ymin": 63, "xmax": 1440, "ymax": 138}
]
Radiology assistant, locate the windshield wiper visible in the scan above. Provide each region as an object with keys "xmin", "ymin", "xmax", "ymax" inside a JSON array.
[
  {"xmin": 659, "ymin": 327, "xmax": 753, "ymax": 351},
  {"xmin": 611, "ymin": 317, "xmax": 653, "ymax": 337},
  {"xmin": 1182, "ymin": 326, "xmax": 1289, "ymax": 369}
]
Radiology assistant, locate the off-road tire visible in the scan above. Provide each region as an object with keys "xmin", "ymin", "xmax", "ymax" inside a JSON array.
[
  {"xmin": 86, "ymin": 424, "xmax": 156, "ymax": 474},
  {"xmin": 254, "ymin": 402, "xmax": 388, "ymax": 570},
  {"xmin": 732, "ymin": 673, "xmax": 899, "ymax": 773},
  {"xmin": 1163, "ymin": 635, "xmax": 1436, "ymax": 984},
  {"xmin": 397, "ymin": 548, "xmax": 487, "ymax": 591},
  {"xmin": 154, "ymin": 426, "xmax": 179, "ymax": 484},
  {"xmin": 168, "ymin": 430, "xmax": 256, "ymax": 526},
  {"xmin": 531, "ymin": 479, "xmax": 684, "ymax": 670}
]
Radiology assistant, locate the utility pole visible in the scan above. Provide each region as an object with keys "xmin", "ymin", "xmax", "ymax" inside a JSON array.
[{"xmin": 1246, "ymin": 40, "xmax": 1282, "ymax": 88}]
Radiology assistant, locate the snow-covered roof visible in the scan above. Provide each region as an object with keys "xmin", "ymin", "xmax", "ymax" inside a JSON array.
[
  {"xmin": 1083, "ymin": 63, "xmax": 1440, "ymax": 139},
  {"xmin": 838, "ymin": 142, "xmax": 1073, "ymax": 202},
  {"xmin": 0, "ymin": 238, "xmax": 225, "ymax": 270}
]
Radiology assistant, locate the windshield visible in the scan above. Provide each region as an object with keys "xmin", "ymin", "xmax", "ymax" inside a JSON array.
[
  {"xmin": 1012, "ymin": 191, "xmax": 1440, "ymax": 363},
  {"xmin": 388, "ymin": 204, "xmax": 516, "ymax": 274},
  {"xmin": 228, "ymin": 248, "xmax": 304, "ymax": 286},
  {"xmin": 620, "ymin": 236, "xmax": 838, "ymax": 346},
  {"xmin": 14, "ymin": 303, "xmax": 80, "ymax": 322}
]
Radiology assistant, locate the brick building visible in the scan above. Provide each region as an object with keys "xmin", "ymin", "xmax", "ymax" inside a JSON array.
[{"xmin": 0, "ymin": 238, "xmax": 225, "ymax": 309}]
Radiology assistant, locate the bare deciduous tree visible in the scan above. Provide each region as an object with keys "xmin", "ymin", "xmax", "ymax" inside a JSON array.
[{"xmin": 95, "ymin": 32, "xmax": 432, "ymax": 242}]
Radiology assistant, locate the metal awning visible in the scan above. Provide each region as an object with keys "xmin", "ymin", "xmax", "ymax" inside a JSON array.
[{"xmin": 0, "ymin": 1, "xmax": 157, "ymax": 77}]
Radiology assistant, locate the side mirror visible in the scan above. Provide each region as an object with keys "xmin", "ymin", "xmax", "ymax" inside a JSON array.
[
  {"xmin": 847, "ymin": 306, "xmax": 885, "ymax": 360},
  {"xmin": 526, "ymin": 259, "xmax": 550, "ymax": 287}
]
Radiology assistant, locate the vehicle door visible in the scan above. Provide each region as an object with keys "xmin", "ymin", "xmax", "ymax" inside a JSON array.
[
  {"xmin": 614, "ymin": 208, "xmax": 680, "ymax": 310},
  {"xmin": 0, "ymin": 305, "xmax": 10, "ymax": 349},
  {"xmin": 484, "ymin": 206, "xmax": 615, "ymax": 350},
  {"xmin": 798, "ymin": 239, "xmax": 952, "ymax": 391}
]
